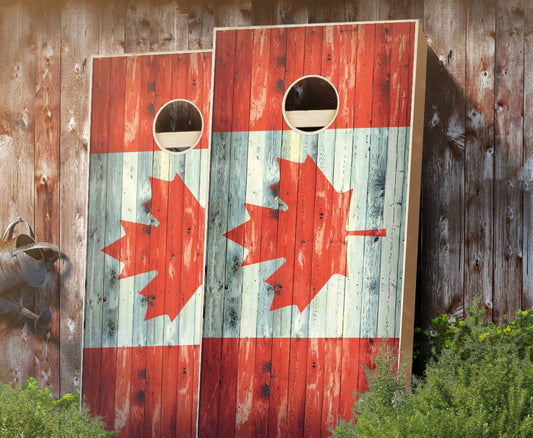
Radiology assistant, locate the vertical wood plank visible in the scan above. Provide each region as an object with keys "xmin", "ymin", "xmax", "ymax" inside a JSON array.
[
  {"xmin": 345, "ymin": 0, "xmax": 379, "ymax": 22},
  {"xmin": 465, "ymin": 0, "xmax": 495, "ymax": 316},
  {"xmin": 252, "ymin": 0, "xmax": 276, "ymax": 25},
  {"xmin": 282, "ymin": 26, "xmax": 306, "ymax": 438},
  {"xmin": 34, "ymin": 1, "xmax": 61, "ymax": 397},
  {"xmin": 98, "ymin": 0, "xmax": 126, "ymax": 55},
  {"xmin": 494, "ymin": 0, "xmax": 524, "ymax": 322},
  {"xmin": 0, "ymin": 0, "xmax": 35, "ymax": 389},
  {"xmin": 125, "ymin": 0, "xmax": 151, "ymax": 53},
  {"xmin": 62, "ymin": 0, "xmax": 100, "ymax": 397},
  {"xmin": 188, "ymin": 0, "xmax": 214, "ymax": 50},
  {"xmin": 308, "ymin": 0, "xmax": 345, "ymax": 23},
  {"xmin": 214, "ymin": 0, "xmax": 252, "ymax": 27},
  {"xmin": 524, "ymin": 0, "xmax": 533, "ymax": 311},
  {"xmin": 421, "ymin": 0, "xmax": 466, "ymax": 325},
  {"xmin": 150, "ymin": 0, "xmax": 188, "ymax": 52},
  {"xmin": 275, "ymin": 0, "xmax": 308, "ymax": 24}
]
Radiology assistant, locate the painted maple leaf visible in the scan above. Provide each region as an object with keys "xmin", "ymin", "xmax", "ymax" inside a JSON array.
[
  {"xmin": 102, "ymin": 174, "xmax": 205, "ymax": 321},
  {"xmin": 224, "ymin": 156, "xmax": 386, "ymax": 313}
]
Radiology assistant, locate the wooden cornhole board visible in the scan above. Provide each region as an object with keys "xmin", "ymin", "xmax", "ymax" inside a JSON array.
[
  {"xmin": 200, "ymin": 21, "xmax": 426, "ymax": 437},
  {"xmin": 83, "ymin": 51, "xmax": 211, "ymax": 437}
]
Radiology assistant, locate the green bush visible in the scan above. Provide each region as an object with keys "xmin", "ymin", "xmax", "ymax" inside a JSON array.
[
  {"xmin": 333, "ymin": 304, "xmax": 533, "ymax": 438},
  {"xmin": 0, "ymin": 378, "xmax": 114, "ymax": 437}
]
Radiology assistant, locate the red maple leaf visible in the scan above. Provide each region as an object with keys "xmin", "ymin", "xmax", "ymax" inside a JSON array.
[
  {"xmin": 224, "ymin": 156, "xmax": 385, "ymax": 312},
  {"xmin": 102, "ymin": 174, "xmax": 205, "ymax": 321}
]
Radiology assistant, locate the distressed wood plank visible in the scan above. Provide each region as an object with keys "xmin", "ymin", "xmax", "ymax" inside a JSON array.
[
  {"xmin": 421, "ymin": 0, "xmax": 466, "ymax": 325},
  {"xmin": 125, "ymin": 0, "xmax": 151, "ymax": 53},
  {"xmin": 214, "ymin": 0, "xmax": 252, "ymax": 27},
  {"xmin": 524, "ymin": 0, "xmax": 533, "ymax": 311},
  {"xmin": 345, "ymin": 0, "xmax": 379, "ymax": 21},
  {"xmin": 98, "ymin": 0, "xmax": 125, "ymax": 55},
  {"xmin": 308, "ymin": 0, "xmax": 345, "ymax": 23},
  {"xmin": 34, "ymin": 1, "xmax": 61, "ymax": 397},
  {"xmin": 0, "ymin": 0, "xmax": 35, "ymax": 390},
  {"xmin": 494, "ymin": 0, "xmax": 524, "ymax": 322},
  {"xmin": 188, "ymin": 0, "xmax": 214, "ymax": 50},
  {"xmin": 150, "ymin": 0, "xmax": 188, "ymax": 52},
  {"xmin": 252, "ymin": 27, "xmax": 287, "ymax": 436},
  {"xmin": 221, "ymin": 28, "xmax": 253, "ymax": 438},
  {"xmin": 281, "ymin": 26, "xmax": 307, "ymax": 438},
  {"xmin": 465, "ymin": 0, "xmax": 495, "ymax": 316},
  {"xmin": 276, "ymin": 0, "xmax": 308, "ymax": 24}
]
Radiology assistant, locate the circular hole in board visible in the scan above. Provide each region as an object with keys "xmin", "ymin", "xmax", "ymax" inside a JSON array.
[
  {"xmin": 153, "ymin": 99, "xmax": 204, "ymax": 154},
  {"xmin": 282, "ymin": 75, "xmax": 339, "ymax": 135}
]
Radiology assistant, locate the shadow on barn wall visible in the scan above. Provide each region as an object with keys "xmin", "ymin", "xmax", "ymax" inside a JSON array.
[{"xmin": 417, "ymin": 47, "xmax": 485, "ymax": 329}]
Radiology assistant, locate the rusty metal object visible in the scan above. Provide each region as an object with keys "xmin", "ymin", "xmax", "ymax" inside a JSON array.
[{"xmin": 0, "ymin": 218, "xmax": 60, "ymax": 333}]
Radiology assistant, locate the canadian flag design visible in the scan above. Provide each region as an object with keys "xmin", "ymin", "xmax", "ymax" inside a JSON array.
[
  {"xmin": 83, "ymin": 52, "xmax": 211, "ymax": 437},
  {"xmin": 199, "ymin": 22, "xmax": 422, "ymax": 437}
]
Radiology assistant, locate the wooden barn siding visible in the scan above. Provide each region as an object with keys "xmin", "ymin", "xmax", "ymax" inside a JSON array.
[{"xmin": 0, "ymin": 0, "xmax": 529, "ymax": 397}]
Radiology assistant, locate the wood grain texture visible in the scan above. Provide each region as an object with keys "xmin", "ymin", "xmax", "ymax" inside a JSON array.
[
  {"xmin": 465, "ymin": 0, "xmax": 495, "ymax": 316},
  {"xmin": 493, "ymin": 0, "xmax": 524, "ymax": 322},
  {"xmin": 202, "ymin": 22, "xmax": 419, "ymax": 437},
  {"xmin": 0, "ymin": 0, "xmax": 36, "ymax": 390},
  {"xmin": 1, "ymin": 2, "xmax": 533, "ymax": 434},
  {"xmin": 84, "ymin": 51, "xmax": 210, "ymax": 437},
  {"xmin": 188, "ymin": 0, "xmax": 214, "ymax": 49},
  {"xmin": 420, "ymin": 0, "xmax": 466, "ymax": 326},
  {"xmin": 149, "ymin": 0, "xmax": 188, "ymax": 52},
  {"xmin": 524, "ymin": 0, "xmax": 533, "ymax": 311},
  {"xmin": 34, "ymin": 1, "xmax": 61, "ymax": 396}
]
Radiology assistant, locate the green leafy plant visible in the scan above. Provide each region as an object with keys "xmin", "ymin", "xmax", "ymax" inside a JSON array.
[
  {"xmin": 0, "ymin": 378, "xmax": 114, "ymax": 437},
  {"xmin": 333, "ymin": 304, "xmax": 533, "ymax": 438}
]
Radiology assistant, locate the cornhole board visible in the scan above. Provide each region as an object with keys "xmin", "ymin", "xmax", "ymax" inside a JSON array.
[
  {"xmin": 200, "ymin": 21, "xmax": 426, "ymax": 437},
  {"xmin": 83, "ymin": 50, "xmax": 212, "ymax": 437}
]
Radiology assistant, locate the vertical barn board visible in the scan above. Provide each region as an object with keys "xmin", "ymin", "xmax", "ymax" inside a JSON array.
[
  {"xmin": 202, "ymin": 21, "xmax": 425, "ymax": 437},
  {"xmin": 60, "ymin": 0, "xmax": 100, "ymax": 396},
  {"xmin": 34, "ymin": 2, "xmax": 61, "ymax": 396},
  {"xmin": 98, "ymin": 0, "xmax": 126, "ymax": 55},
  {"xmin": 188, "ymin": 0, "xmax": 215, "ymax": 49},
  {"xmin": 124, "ymin": 0, "xmax": 151, "ymax": 53},
  {"xmin": 421, "ymin": 0, "xmax": 466, "ymax": 324},
  {"xmin": 308, "ymin": 0, "xmax": 346, "ymax": 23},
  {"xmin": 83, "ymin": 51, "xmax": 211, "ymax": 437},
  {"xmin": 524, "ymin": 0, "xmax": 533, "ymax": 310},
  {"xmin": 0, "ymin": 1, "xmax": 35, "ymax": 388},
  {"xmin": 494, "ymin": 0, "xmax": 524, "ymax": 322},
  {"xmin": 275, "ymin": 0, "xmax": 309, "ymax": 24},
  {"xmin": 214, "ymin": 0, "xmax": 252, "ymax": 27},
  {"xmin": 149, "ymin": 0, "xmax": 188, "ymax": 52},
  {"xmin": 465, "ymin": 0, "xmax": 495, "ymax": 315},
  {"xmin": 344, "ymin": 0, "xmax": 378, "ymax": 22}
]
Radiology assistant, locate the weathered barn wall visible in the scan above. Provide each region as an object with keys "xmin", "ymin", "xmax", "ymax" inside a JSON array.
[{"xmin": 0, "ymin": 0, "xmax": 530, "ymax": 403}]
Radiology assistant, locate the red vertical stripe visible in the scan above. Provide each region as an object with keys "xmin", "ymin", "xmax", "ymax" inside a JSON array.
[
  {"xmin": 124, "ymin": 56, "xmax": 142, "ymax": 153},
  {"xmin": 198, "ymin": 338, "xmax": 223, "ymax": 437},
  {"xmin": 337, "ymin": 25, "xmax": 358, "ymax": 131},
  {"xmin": 372, "ymin": 23, "xmax": 393, "ymax": 127},
  {"xmin": 176, "ymin": 345, "xmax": 195, "ymax": 437},
  {"xmin": 107, "ymin": 57, "xmax": 127, "ymax": 149},
  {"xmin": 212, "ymin": 30, "xmax": 236, "ymax": 133},
  {"xmin": 90, "ymin": 57, "xmax": 111, "ymax": 154},
  {"xmin": 198, "ymin": 52, "xmax": 212, "ymax": 150},
  {"xmin": 354, "ymin": 24, "xmax": 376, "ymax": 128},
  {"xmin": 389, "ymin": 22, "xmax": 414, "ymax": 127}
]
